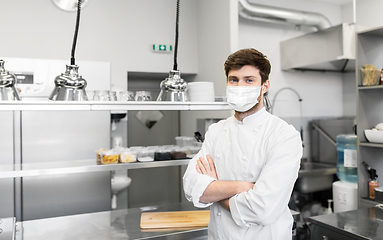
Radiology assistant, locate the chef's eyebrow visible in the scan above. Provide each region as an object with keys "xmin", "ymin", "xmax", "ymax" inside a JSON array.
[{"xmin": 228, "ymin": 75, "xmax": 257, "ymax": 79}]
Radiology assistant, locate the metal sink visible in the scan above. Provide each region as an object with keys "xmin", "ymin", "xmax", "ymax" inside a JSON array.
[{"xmin": 295, "ymin": 162, "xmax": 337, "ymax": 193}]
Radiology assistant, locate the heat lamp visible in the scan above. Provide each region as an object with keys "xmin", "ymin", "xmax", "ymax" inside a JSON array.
[
  {"xmin": 157, "ymin": 0, "xmax": 188, "ymax": 102},
  {"xmin": 49, "ymin": 0, "xmax": 88, "ymax": 101},
  {"xmin": 0, "ymin": 60, "xmax": 21, "ymax": 101}
]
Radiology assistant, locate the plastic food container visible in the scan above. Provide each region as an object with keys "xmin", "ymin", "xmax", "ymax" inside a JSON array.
[
  {"xmin": 100, "ymin": 150, "xmax": 119, "ymax": 164},
  {"xmin": 120, "ymin": 149, "xmax": 137, "ymax": 163},
  {"xmin": 170, "ymin": 147, "xmax": 189, "ymax": 159},
  {"xmin": 187, "ymin": 146, "xmax": 201, "ymax": 158},
  {"xmin": 96, "ymin": 148, "xmax": 107, "ymax": 164},
  {"xmin": 154, "ymin": 149, "xmax": 171, "ymax": 161},
  {"xmin": 175, "ymin": 136, "xmax": 185, "ymax": 146},
  {"xmin": 175, "ymin": 136, "xmax": 196, "ymax": 147},
  {"xmin": 136, "ymin": 148, "xmax": 155, "ymax": 162},
  {"xmin": 360, "ymin": 65, "xmax": 380, "ymax": 86}
]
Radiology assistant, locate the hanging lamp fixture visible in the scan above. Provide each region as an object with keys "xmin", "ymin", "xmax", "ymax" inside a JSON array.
[
  {"xmin": 157, "ymin": 0, "xmax": 188, "ymax": 102},
  {"xmin": 49, "ymin": 0, "xmax": 88, "ymax": 101},
  {"xmin": 0, "ymin": 60, "xmax": 21, "ymax": 101}
]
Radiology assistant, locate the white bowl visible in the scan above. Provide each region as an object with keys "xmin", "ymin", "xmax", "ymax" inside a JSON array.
[{"xmin": 364, "ymin": 129, "xmax": 383, "ymax": 143}]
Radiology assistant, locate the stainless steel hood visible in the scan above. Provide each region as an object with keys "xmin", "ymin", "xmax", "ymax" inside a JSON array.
[{"xmin": 280, "ymin": 23, "xmax": 356, "ymax": 72}]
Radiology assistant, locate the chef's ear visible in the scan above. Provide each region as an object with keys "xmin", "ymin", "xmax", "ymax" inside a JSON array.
[{"xmin": 262, "ymin": 80, "xmax": 270, "ymax": 94}]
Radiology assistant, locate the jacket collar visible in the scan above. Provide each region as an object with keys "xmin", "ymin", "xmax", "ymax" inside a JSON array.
[{"xmin": 235, "ymin": 107, "xmax": 268, "ymax": 126}]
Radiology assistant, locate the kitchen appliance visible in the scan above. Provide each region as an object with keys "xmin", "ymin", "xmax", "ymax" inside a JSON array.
[
  {"xmin": 157, "ymin": 0, "xmax": 188, "ymax": 102},
  {"xmin": 49, "ymin": 0, "xmax": 88, "ymax": 101},
  {"xmin": 280, "ymin": 23, "xmax": 357, "ymax": 72},
  {"xmin": 157, "ymin": 70, "xmax": 188, "ymax": 102},
  {"xmin": 49, "ymin": 64, "xmax": 88, "ymax": 101},
  {"xmin": 0, "ymin": 60, "xmax": 20, "ymax": 101},
  {"xmin": 332, "ymin": 181, "xmax": 357, "ymax": 213}
]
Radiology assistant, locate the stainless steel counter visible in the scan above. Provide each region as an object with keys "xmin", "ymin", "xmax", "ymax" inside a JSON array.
[
  {"xmin": 310, "ymin": 207, "xmax": 383, "ymax": 240},
  {"xmin": 15, "ymin": 203, "xmax": 208, "ymax": 240}
]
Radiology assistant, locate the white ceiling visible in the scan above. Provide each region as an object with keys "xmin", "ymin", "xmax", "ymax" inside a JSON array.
[{"xmin": 306, "ymin": 0, "xmax": 353, "ymax": 5}]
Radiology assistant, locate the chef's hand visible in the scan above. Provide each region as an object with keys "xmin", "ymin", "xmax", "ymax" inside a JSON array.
[
  {"xmin": 218, "ymin": 182, "xmax": 254, "ymax": 213},
  {"xmin": 196, "ymin": 155, "xmax": 218, "ymax": 179},
  {"xmin": 237, "ymin": 181, "xmax": 255, "ymax": 193},
  {"xmin": 219, "ymin": 199, "xmax": 230, "ymax": 212}
]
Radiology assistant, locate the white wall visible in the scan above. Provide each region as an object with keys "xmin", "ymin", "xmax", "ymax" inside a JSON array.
[
  {"xmin": 0, "ymin": 0, "xmax": 199, "ymax": 90},
  {"xmin": 356, "ymin": 0, "xmax": 383, "ymax": 28}
]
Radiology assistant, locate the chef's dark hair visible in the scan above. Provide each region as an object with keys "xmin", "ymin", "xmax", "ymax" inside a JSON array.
[{"xmin": 224, "ymin": 48, "xmax": 271, "ymax": 84}]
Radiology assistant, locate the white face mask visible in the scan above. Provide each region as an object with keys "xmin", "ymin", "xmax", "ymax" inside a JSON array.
[{"xmin": 226, "ymin": 86, "xmax": 261, "ymax": 112}]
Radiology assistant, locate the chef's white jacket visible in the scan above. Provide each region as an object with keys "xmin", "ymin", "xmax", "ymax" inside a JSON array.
[{"xmin": 183, "ymin": 108, "xmax": 302, "ymax": 240}]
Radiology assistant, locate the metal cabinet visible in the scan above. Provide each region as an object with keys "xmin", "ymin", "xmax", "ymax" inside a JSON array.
[
  {"xmin": 0, "ymin": 111, "xmax": 16, "ymax": 218},
  {"xmin": 310, "ymin": 207, "xmax": 383, "ymax": 240},
  {"xmin": 311, "ymin": 224, "xmax": 358, "ymax": 240}
]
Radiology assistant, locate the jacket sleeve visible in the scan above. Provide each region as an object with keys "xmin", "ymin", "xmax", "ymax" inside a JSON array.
[
  {"xmin": 183, "ymin": 124, "xmax": 218, "ymax": 208},
  {"xmin": 229, "ymin": 125, "xmax": 302, "ymax": 227}
]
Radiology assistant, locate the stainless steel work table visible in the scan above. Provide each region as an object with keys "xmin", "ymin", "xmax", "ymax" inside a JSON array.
[
  {"xmin": 15, "ymin": 203, "xmax": 208, "ymax": 240},
  {"xmin": 310, "ymin": 207, "xmax": 383, "ymax": 240}
]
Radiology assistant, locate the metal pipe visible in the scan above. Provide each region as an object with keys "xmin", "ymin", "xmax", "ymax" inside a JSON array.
[
  {"xmin": 312, "ymin": 122, "xmax": 337, "ymax": 147},
  {"xmin": 238, "ymin": 0, "xmax": 332, "ymax": 30}
]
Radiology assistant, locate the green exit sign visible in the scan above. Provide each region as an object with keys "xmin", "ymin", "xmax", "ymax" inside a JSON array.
[{"xmin": 152, "ymin": 44, "xmax": 173, "ymax": 53}]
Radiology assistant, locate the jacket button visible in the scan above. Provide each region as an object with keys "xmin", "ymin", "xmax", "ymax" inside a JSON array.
[{"xmin": 217, "ymin": 212, "xmax": 221, "ymax": 216}]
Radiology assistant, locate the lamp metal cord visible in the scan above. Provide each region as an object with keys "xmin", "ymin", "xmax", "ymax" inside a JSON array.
[
  {"xmin": 173, "ymin": 0, "xmax": 180, "ymax": 71},
  {"xmin": 71, "ymin": 0, "xmax": 82, "ymax": 65}
]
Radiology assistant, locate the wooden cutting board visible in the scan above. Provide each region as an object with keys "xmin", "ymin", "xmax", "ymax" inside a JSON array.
[{"xmin": 140, "ymin": 210, "xmax": 210, "ymax": 229}]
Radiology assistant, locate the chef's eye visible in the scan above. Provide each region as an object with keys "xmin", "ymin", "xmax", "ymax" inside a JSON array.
[{"xmin": 228, "ymin": 78, "xmax": 238, "ymax": 83}]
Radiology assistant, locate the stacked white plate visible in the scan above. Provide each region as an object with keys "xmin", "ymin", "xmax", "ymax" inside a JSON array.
[{"xmin": 188, "ymin": 82, "xmax": 215, "ymax": 102}]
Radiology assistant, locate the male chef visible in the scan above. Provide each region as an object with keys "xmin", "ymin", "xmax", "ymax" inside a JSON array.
[{"xmin": 183, "ymin": 48, "xmax": 302, "ymax": 239}]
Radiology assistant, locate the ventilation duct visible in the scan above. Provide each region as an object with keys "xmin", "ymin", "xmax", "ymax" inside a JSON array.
[{"xmin": 238, "ymin": 0, "xmax": 331, "ymax": 30}]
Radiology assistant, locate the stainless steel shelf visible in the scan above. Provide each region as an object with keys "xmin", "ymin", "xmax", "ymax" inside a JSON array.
[
  {"xmin": 358, "ymin": 85, "xmax": 383, "ymax": 90},
  {"xmin": 359, "ymin": 142, "xmax": 383, "ymax": 148},
  {"xmin": 359, "ymin": 197, "xmax": 381, "ymax": 208},
  {"xmin": 0, "ymin": 101, "xmax": 231, "ymax": 111},
  {"xmin": 358, "ymin": 25, "xmax": 383, "ymax": 37},
  {"xmin": 0, "ymin": 159, "xmax": 191, "ymax": 179}
]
